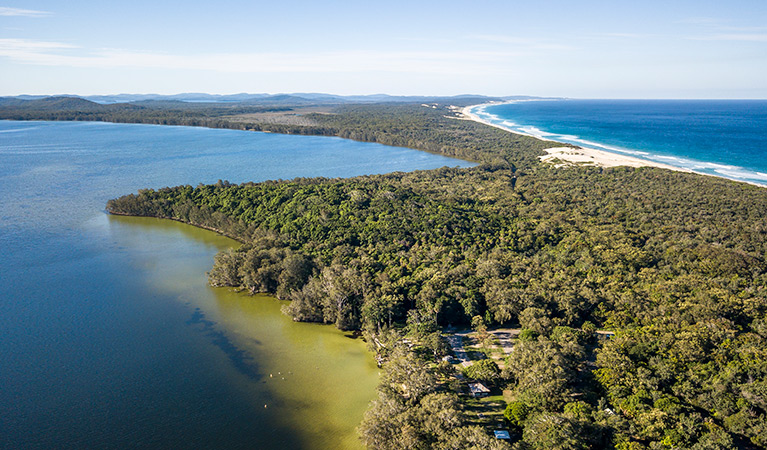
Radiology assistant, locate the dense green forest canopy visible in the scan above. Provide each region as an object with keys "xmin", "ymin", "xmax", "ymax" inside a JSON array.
[
  {"xmin": 108, "ymin": 163, "xmax": 767, "ymax": 449},
  {"xmin": 107, "ymin": 164, "xmax": 767, "ymax": 330},
  {"xmin": 10, "ymin": 95, "xmax": 765, "ymax": 448}
]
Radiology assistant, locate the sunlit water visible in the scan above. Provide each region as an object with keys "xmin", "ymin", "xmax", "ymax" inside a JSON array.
[
  {"xmin": 0, "ymin": 120, "xmax": 473, "ymax": 449},
  {"xmin": 471, "ymin": 100, "xmax": 767, "ymax": 186}
]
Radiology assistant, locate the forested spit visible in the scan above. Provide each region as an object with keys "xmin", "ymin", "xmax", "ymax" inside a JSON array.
[{"xmin": 108, "ymin": 162, "xmax": 767, "ymax": 449}]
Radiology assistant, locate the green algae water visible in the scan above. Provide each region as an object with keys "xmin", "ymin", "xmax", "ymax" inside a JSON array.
[
  {"xmin": 107, "ymin": 215, "xmax": 378, "ymax": 450},
  {"xmin": 0, "ymin": 121, "xmax": 473, "ymax": 449}
]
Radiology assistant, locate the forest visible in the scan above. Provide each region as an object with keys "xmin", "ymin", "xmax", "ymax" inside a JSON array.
[
  {"xmin": 10, "ymin": 96, "xmax": 766, "ymax": 448},
  {"xmin": 107, "ymin": 164, "xmax": 767, "ymax": 448}
]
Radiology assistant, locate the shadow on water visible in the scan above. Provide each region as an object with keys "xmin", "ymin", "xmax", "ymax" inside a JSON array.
[
  {"xmin": 186, "ymin": 308, "xmax": 262, "ymax": 381},
  {"xmin": 108, "ymin": 215, "xmax": 266, "ymax": 381},
  {"xmin": 105, "ymin": 213, "xmax": 377, "ymax": 450}
]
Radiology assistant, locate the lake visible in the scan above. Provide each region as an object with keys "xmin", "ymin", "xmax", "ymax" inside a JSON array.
[{"xmin": 0, "ymin": 120, "xmax": 473, "ymax": 449}]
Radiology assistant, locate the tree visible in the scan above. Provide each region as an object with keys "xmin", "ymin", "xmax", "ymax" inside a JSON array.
[
  {"xmin": 504, "ymin": 339, "xmax": 578, "ymax": 411},
  {"xmin": 380, "ymin": 347, "xmax": 436, "ymax": 403},
  {"xmin": 464, "ymin": 359, "xmax": 501, "ymax": 384},
  {"xmin": 522, "ymin": 413, "xmax": 590, "ymax": 450},
  {"xmin": 207, "ymin": 247, "xmax": 242, "ymax": 287},
  {"xmin": 440, "ymin": 426, "xmax": 512, "ymax": 450},
  {"xmin": 519, "ymin": 307, "xmax": 554, "ymax": 335},
  {"xmin": 504, "ymin": 400, "xmax": 530, "ymax": 430}
]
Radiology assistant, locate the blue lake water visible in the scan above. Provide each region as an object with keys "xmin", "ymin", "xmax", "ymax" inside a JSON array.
[
  {"xmin": 471, "ymin": 100, "xmax": 767, "ymax": 186},
  {"xmin": 0, "ymin": 120, "xmax": 473, "ymax": 449}
]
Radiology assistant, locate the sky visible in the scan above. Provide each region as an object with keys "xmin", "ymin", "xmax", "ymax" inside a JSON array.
[{"xmin": 0, "ymin": 0, "xmax": 766, "ymax": 98}]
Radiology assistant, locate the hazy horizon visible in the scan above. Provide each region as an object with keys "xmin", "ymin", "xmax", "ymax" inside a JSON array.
[
  {"xmin": 1, "ymin": 0, "xmax": 766, "ymax": 99},
  {"xmin": 4, "ymin": 93, "xmax": 767, "ymax": 101}
]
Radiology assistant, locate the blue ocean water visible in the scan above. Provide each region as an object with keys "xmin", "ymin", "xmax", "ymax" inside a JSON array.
[{"xmin": 471, "ymin": 100, "xmax": 767, "ymax": 186}]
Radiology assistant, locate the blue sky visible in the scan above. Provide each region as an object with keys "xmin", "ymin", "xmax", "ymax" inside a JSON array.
[{"xmin": 1, "ymin": 0, "xmax": 765, "ymax": 98}]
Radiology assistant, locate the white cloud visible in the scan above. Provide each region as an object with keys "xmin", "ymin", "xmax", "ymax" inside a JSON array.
[
  {"xmin": 467, "ymin": 34, "xmax": 573, "ymax": 51},
  {"xmin": 690, "ymin": 33, "xmax": 767, "ymax": 42},
  {"xmin": 594, "ymin": 32, "xmax": 647, "ymax": 39},
  {"xmin": 0, "ymin": 38, "xmax": 74, "ymax": 50},
  {"xmin": 0, "ymin": 38, "xmax": 522, "ymax": 75},
  {"xmin": 676, "ymin": 17, "xmax": 722, "ymax": 25},
  {"xmin": 719, "ymin": 25, "xmax": 767, "ymax": 33},
  {"xmin": 0, "ymin": 7, "xmax": 51, "ymax": 17},
  {"xmin": 677, "ymin": 17, "xmax": 767, "ymax": 42}
]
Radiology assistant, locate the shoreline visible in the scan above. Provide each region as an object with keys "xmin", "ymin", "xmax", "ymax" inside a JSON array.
[{"xmin": 461, "ymin": 102, "xmax": 689, "ymax": 172}]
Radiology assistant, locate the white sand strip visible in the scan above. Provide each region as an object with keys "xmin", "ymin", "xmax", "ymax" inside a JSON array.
[
  {"xmin": 539, "ymin": 147, "xmax": 689, "ymax": 171},
  {"xmin": 460, "ymin": 103, "xmax": 688, "ymax": 172}
]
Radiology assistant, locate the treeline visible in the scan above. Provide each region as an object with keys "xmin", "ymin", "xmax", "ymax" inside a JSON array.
[
  {"xmin": 304, "ymin": 104, "xmax": 557, "ymax": 166},
  {"xmin": 107, "ymin": 163, "xmax": 767, "ymax": 447},
  {"xmin": 0, "ymin": 97, "xmax": 560, "ymax": 165},
  {"xmin": 0, "ymin": 97, "xmax": 299, "ymax": 130}
]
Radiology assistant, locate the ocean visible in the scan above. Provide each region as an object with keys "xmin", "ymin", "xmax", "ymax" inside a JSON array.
[{"xmin": 470, "ymin": 100, "xmax": 767, "ymax": 186}]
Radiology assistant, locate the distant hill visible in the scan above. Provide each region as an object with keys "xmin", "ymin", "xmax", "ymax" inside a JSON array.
[
  {"xmin": 0, "ymin": 93, "xmax": 561, "ymax": 130},
  {"xmin": 0, "ymin": 96, "xmax": 150, "ymax": 112},
  {"xmin": 0, "ymin": 92, "xmax": 541, "ymax": 106},
  {"xmin": 0, "ymin": 97, "xmax": 30, "ymax": 107},
  {"xmin": 23, "ymin": 96, "xmax": 111, "ymax": 111}
]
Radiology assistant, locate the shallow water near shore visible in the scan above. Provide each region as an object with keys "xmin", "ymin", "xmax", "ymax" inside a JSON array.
[
  {"xmin": 105, "ymin": 215, "xmax": 380, "ymax": 450},
  {"xmin": 0, "ymin": 120, "xmax": 472, "ymax": 449}
]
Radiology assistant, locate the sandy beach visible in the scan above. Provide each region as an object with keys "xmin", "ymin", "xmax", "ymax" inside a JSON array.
[
  {"xmin": 460, "ymin": 103, "xmax": 689, "ymax": 172},
  {"xmin": 536, "ymin": 146, "xmax": 689, "ymax": 170}
]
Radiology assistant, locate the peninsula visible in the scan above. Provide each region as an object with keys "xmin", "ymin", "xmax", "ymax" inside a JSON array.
[{"xmin": 4, "ymin": 95, "xmax": 767, "ymax": 449}]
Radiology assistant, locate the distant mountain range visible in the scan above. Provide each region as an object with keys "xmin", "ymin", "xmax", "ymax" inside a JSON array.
[{"xmin": 1, "ymin": 93, "xmax": 553, "ymax": 105}]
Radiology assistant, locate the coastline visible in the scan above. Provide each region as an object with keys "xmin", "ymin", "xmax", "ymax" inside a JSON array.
[{"xmin": 460, "ymin": 103, "xmax": 689, "ymax": 172}]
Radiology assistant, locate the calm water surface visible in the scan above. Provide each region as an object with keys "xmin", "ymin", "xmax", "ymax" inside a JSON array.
[{"xmin": 0, "ymin": 120, "xmax": 473, "ymax": 449}]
